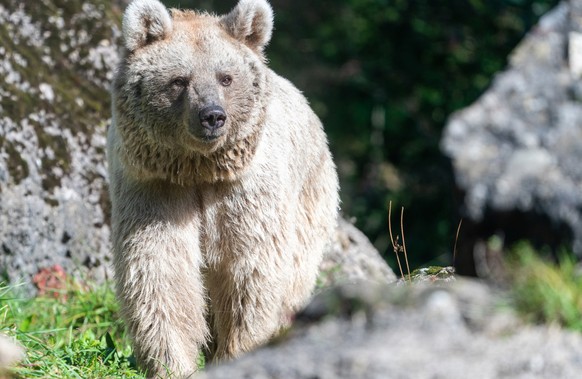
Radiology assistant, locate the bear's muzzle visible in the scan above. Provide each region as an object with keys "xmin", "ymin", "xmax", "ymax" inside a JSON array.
[{"xmin": 198, "ymin": 105, "xmax": 227, "ymax": 140}]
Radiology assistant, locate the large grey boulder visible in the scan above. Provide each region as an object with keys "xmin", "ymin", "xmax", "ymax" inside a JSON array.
[
  {"xmin": 201, "ymin": 280, "xmax": 582, "ymax": 379},
  {"xmin": 320, "ymin": 218, "xmax": 397, "ymax": 286},
  {"xmin": 442, "ymin": 1, "xmax": 582, "ymax": 264},
  {"xmin": 0, "ymin": 0, "xmax": 120, "ymax": 290}
]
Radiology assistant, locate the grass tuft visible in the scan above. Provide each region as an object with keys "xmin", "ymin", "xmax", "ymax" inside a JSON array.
[
  {"xmin": 0, "ymin": 280, "xmax": 143, "ymax": 378},
  {"xmin": 510, "ymin": 242, "xmax": 582, "ymax": 332}
]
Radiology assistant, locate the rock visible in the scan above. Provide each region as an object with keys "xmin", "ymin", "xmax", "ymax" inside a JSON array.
[
  {"xmin": 441, "ymin": 0, "xmax": 582, "ymax": 270},
  {"xmin": 201, "ymin": 279, "xmax": 582, "ymax": 379},
  {"xmin": 319, "ymin": 218, "xmax": 397, "ymax": 287},
  {"xmin": 0, "ymin": 0, "xmax": 121, "ymax": 292}
]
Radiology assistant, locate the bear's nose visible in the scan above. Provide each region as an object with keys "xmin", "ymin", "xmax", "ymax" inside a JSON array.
[{"xmin": 199, "ymin": 105, "xmax": 227, "ymax": 130}]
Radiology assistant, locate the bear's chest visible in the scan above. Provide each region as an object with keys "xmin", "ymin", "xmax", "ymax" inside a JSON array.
[{"xmin": 198, "ymin": 177, "xmax": 289, "ymax": 266}]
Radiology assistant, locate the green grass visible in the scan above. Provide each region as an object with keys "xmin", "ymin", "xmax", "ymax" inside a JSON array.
[
  {"xmin": 0, "ymin": 281, "xmax": 143, "ymax": 378},
  {"xmin": 510, "ymin": 242, "xmax": 582, "ymax": 332}
]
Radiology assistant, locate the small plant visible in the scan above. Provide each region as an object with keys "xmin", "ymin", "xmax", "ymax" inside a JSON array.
[
  {"xmin": 510, "ymin": 242, "xmax": 582, "ymax": 332},
  {"xmin": 388, "ymin": 201, "xmax": 411, "ymax": 282},
  {"xmin": 387, "ymin": 201, "xmax": 457, "ymax": 283}
]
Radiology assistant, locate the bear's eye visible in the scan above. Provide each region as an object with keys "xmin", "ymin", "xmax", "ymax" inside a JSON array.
[
  {"xmin": 220, "ymin": 75, "xmax": 233, "ymax": 87},
  {"xmin": 171, "ymin": 77, "xmax": 189, "ymax": 88}
]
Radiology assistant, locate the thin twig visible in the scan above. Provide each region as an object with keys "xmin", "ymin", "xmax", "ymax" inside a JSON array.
[
  {"xmin": 400, "ymin": 206, "xmax": 411, "ymax": 282},
  {"xmin": 453, "ymin": 218, "xmax": 463, "ymax": 267},
  {"xmin": 388, "ymin": 201, "xmax": 396, "ymax": 250},
  {"xmin": 388, "ymin": 201, "xmax": 405, "ymax": 281},
  {"xmin": 394, "ymin": 247, "xmax": 405, "ymax": 282}
]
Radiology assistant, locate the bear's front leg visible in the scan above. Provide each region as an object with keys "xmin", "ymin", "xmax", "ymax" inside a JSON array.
[
  {"xmin": 203, "ymin": 188, "xmax": 295, "ymax": 361},
  {"xmin": 110, "ymin": 182, "xmax": 208, "ymax": 378},
  {"xmin": 206, "ymin": 259, "xmax": 289, "ymax": 361}
]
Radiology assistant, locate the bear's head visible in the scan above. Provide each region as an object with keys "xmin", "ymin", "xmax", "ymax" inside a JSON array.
[{"xmin": 112, "ymin": 0, "xmax": 274, "ymax": 184}]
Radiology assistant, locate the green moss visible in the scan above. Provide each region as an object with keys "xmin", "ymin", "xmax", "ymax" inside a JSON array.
[
  {"xmin": 43, "ymin": 197, "xmax": 60, "ymax": 207},
  {"xmin": 1, "ymin": 0, "xmax": 120, "ymax": 137},
  {"xmin": 4, "ymin": 142, "xmax": 29, "ymax": 185},
  {"xmin": 405, "ymin": 266, "xmax": 455, "ymax": 282},
  {"xmin": 0, "ymin": 0, "xmax": 121, "ymax": 193},
  {"xmin": 36, "ymin": 131, "xmax": 71, "ymax": 192}
]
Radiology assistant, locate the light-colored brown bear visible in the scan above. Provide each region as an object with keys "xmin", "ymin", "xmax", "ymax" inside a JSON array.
[{"xmin": 108, "ymin": 0, "xmax": 339, "ymax": 376}]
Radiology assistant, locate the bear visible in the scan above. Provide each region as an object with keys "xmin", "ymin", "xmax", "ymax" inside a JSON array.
[{"xmin": 107, "ymin": 0, "xmax": 339, "ymax": 376}]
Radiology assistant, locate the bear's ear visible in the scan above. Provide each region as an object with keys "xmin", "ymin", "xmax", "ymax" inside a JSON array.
[
  {"xmin": 221, "ymin": 0, "xmax": 274, "ymax": 56},
  {"xmin": 122, "ymin": 0, "xmax": 173, "ymax": 52}
]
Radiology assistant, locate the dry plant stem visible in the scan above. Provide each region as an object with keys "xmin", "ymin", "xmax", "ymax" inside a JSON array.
[
  {"xmin": 388, "ymin": 201, "xmax": 396, "ymax": 249},
  {"xmin": 453, "ymin": 219, "xmax": 463, "ymax": 266},
  {"xmin": 400, "ymin": 206, "xmax": 411, "ymax": 281},
  {"xmin": 388, "ymin": 201, "xmax": 405, "ymax": 281}
]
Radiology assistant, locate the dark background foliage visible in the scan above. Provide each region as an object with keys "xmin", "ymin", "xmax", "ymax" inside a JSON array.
[{"xmin": 163, "ymin": 0, "xmax": 558, "ymax": 268}]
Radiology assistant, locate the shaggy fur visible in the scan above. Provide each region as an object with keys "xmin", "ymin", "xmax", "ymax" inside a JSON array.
[{"xmin": 108, "ymin": 0, "xmax": 339, "ymax": 377}]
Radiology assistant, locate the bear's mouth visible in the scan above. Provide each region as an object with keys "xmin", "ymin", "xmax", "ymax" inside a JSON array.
[
  {"xmin": 202, "ymin": 133, "xmax": 221, "ymax": 142},
  {"xmin": 198, "ymin": 126, "xmax": 226, "ymax": 142},
  {"xmin": 188, "ymin": 121, "xmax": 227, "ymax": 143},
  {"xmin": 183, "ymin": 124, "xmax": 228, "ymax": 155}
]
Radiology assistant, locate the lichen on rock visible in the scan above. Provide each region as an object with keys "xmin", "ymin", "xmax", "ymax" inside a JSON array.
[{"xmin": 0, "ymin": 0, "xmax": 121, "ymax": 292}]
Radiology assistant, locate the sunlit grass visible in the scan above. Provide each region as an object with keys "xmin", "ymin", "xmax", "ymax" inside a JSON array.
[
  {"xmin": 510, "ymin": 242, "xmax": 582, "ymax": 332},
  {"xmin": 0, "ymin": 280, "xmax": 143, "ymax": 378}
]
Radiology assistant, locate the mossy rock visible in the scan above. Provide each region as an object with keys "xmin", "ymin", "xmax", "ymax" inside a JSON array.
[{"xmin": 0, "ymin": 0, "xmax": 121, "ymax": 292}]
